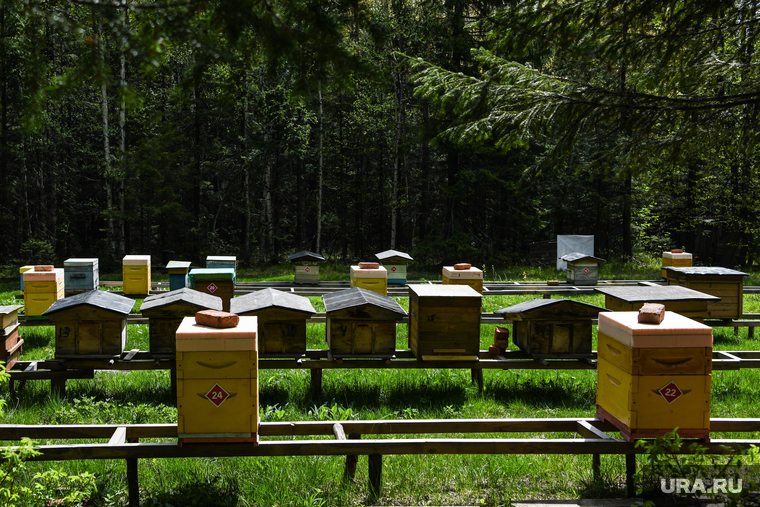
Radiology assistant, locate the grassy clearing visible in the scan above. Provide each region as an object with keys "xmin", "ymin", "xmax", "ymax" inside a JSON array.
[{"xmin": 2, "ymin": 260, "xmax": 760, "ymax": 505}]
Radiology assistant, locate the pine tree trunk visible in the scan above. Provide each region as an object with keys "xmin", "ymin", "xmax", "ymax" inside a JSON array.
[
  {"xmin": 316, "ymin": 81, "xmax": 323, "ymax": 254},
  {"xmin": 100, "ymin": 19, "xmax": 114, "ymax": 258}
]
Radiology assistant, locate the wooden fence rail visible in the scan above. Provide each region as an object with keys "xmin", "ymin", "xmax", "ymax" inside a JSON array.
[{"xmin": 3, "ymin": 418, "xmax": 760, "ymax": 506}]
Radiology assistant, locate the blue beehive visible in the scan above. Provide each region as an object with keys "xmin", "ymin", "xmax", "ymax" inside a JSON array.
[
  {"xmin": 64, "ymin": 258, "xmax": 99, "ymax": 295},
  {"xmin": 167, "ymin": 261, "xmax": 192, "ymax": 291}
]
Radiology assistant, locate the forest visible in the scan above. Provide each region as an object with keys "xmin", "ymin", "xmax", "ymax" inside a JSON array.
[{"xmin": 0, "ymin": 0, "xmax": 759, "ymax": 271}]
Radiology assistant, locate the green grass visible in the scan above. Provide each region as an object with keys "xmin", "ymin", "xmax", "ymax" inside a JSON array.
[{"xmin": 3, "ymin": 261, "xmax": 760, "ymax": 506}]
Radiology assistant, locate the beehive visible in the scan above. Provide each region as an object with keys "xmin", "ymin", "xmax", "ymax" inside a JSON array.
[
  {"xmin": 595, "ymin": 285, "xmax": 720, "ymax": 322},
  {"xmin": 661, "ymin": 250, "xmax": 692, "ymax": 279},
  {"xmin": 64, "ymin": 258, "xmax": 99, "ymax": 296},
  {"xmin": 288, "ymin": 250, "xmax": 325, "ymax": 284},
  {"xmin": 23, "ymin": 266, "xmax": 64, "ymax": 317},
  {"xmin": 140, "ymin": 288, "xmax": 223, "ymax": 357},
  {"xmin": 442, "ymin": 264, "xmax": 484, "ymax": 294},
  {"xmin": 206, "ymin": 256, "xmax": 236, "ymax": 274},
  {"xmin": 350, "ymin": 264, "xmax": 388, "ymax": 296},
  {"xmin": 596, "ymin": 311, "xmax": 712, "ymax": 442},
  {"xmin": 188, "ymin": 268, "xmax": 236, "ymax": 312},
  {"xmin": 230, "ymin": 288, "xmax": 315, "ymax": 355},
  {"xmin": 167, "ymin": 261, "xmax": 192, "ymax": 291},
  {"xmin": 323, "ymin": 288, "xmax": 406, "ymax": 357},
  {"xmin": 664, "ymin": 266, "xmax": 748, "ymax": 319},
  {"xmin": 122, "ymin": 255, "xmax": 151, "ymax": 296},
  {"xmin": 0, "ymin": 305, "xmax": 23, "ymax": 370},
  {"xmin": 560, "ymin": 252, "xmax": 605, "ymax": 286},
  {"xmin": 176, "ymin": 315, "xmax": 258, "ymax": 443},
  {"xmin": 495, "ymin": 298, "xmax": 607, "ymax": 358},
  {"xmin": 375, "ymin": 250, "xmax": 413, "ymax": 285},
  {"xmin": 43, "ymin": 290, "xmax": 134, "ymax": 358},
  {"xmin": 408, "ymin": 284, "xmax": 481, "ymax": 360},
  {"xmin": 19, "ymin": 265, "xmax": 33, "ymax": 291}
]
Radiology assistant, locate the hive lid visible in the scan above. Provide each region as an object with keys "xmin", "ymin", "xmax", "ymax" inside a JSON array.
[
  {"xmin": 23, "ymin": 268, "xmax": 64, "ymax": 281},
  {"xmin": 175, "ymin": 315, "xmax": 257, "ymax": 351},
  {"xmin": 123, "ymin": 255, "xmax": 151, "ymax": 265},
  {"xmin": 598, "ymin": 311, "xmax": 712, "ymax": 348},
  {"xmin": 350, "ymin": 265, "xmax": 388, "ymax": 278},
  {"xmin": 287, "ymin": 250, "xmax": 325, "ymax": 263},
  {"xmin": 140, "ymin": 287, "xmax": 223, "ymax": 314},
  {"xmin": 662, "ymin": 251, "xmax": 692, "ymax": 260},
  {"xmin": 323, "ymin": 287, "xmax": 407, "ymax": 317},
  {"xmin": 19, "ymin": 265, "xmax": 34, "ymax": 274},
  {"xmin": 188, "ymin": 268, "xmax": 236, "ymax": 281},
  {"xmin": 560, "ymin": 252, "xmax": 605, "ymax": 264},
  {"xmin": 408, "ymin": 284, "xmax": 482, "ymax": 298},
  {"xmin": 230, "ymin": 288, "xmax": 316, "ymax": 315},
  {"xmin": 663, "ymin": 266, "xmax": 748, "ymax": 277},
  {"xmin": 495, "ymin": 298, "xmax": 607, "ymax": 321},
  {"xmin": 166, "ymin": 260, "xmax": 192, "ymax": 270},
  {"xmin": 0, "ymin": 305, "xmax": 23, "ymax": 316},
  {"xmin": 42, "ymin": 289, "xmax": 134, "ymax": 317},
  {"xmin": 206, "ymin": 255, "xmax": 236, "ymax": 262},
  {"xmin": 442, "ymin": 266, "xmax": 483, "ymax": 279},
  {"xmin": 595, "ymin": 285, "xmax": 720, "ymax": 303},
  {"xmin": 375, "ymin": 249, "xmax": 413, "ymax": 263},
  {"xmin": 64, "ymin": 258, "xmax": 99, "ymax": 267}
]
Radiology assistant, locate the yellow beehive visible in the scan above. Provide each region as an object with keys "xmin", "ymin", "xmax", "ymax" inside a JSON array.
[
  {"xmin": 442, "ymin": 264, "xmax": 484, "ymax": 294},
  {"xmin": 176, "ymin": 316, "xmax": 258, "ymax": 444},
  {"xmin": 596, "ymin": 311, "xmax": 712, "ymax": 441},
  {"xmin": 661, "ymin": 250, "xmax": 692, "ymax": 279},
  {"xmin": 349, "ymin": 264, "xmax": 388, "ymax": 296},
  {"xmin": 122, "ymin": 255, "xmax": 151, "ymax": 296},
  {"xmin": 23, "ymin": 267, "xmax": 64, "ymax": 316},
  {"xmin": 19, "ymin": 265, "xmax": 33, "ymax": 291}
]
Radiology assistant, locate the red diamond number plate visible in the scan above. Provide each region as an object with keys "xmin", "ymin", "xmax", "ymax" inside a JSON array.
[
  {"xmin": 659, "ymin": 380, "xmax": 684, "ymax": 404},
  {"xmin": 207, "ymin": 282, "xmax": 218, "ymax": 293},
  {"xmin": 583, "ymin": 268, "xmax": 590, "ymax": 274},
  {"xmin": 205, "ymin": 383, "xmax": 230, "ymax": 407}
]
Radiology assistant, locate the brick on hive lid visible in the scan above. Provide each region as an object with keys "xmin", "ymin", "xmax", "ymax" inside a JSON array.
[
  {"xmin": 454, "ymin": 263, "xmax": 472, "ymax": 270},
  {"xmin": 358, "ymin": 262, "xmax": 380, "ymax": 269},
  {"xmin": 35, "ymin": 265, "xmax": 54, "ymax": 271},
  {"xmin": 195, "ymin": 309, "xmax": 239, "ymax": 328},
  {"xmin": 638, "ymin": 302, "xmax": 666, "ymax": 324},
  {"xmin": 671, "ymin": 249, "xmax": 683, "ymax": 253}
]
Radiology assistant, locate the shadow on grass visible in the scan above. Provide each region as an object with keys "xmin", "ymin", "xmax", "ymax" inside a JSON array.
[{"xmin": 143, "ymin": 474, "xmax": 241, "ymax": 507}]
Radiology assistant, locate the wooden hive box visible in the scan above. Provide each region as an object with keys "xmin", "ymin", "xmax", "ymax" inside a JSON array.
[
  {"xmin": 122, "ymin": 255, "xmax": 152, "ymax": 296},
  {"xmin": 442, "ymin": 264, "xmax": 484, "ymax": 294},
  {"xmin": 167, "ymin": 261, "xmax": 192, "ymax": 291},
  {"xmin": 64, "ymin": 258, "xmax": 99, "ymax": 295},
  {"xmin": 23, "ymin": 266, "xmax": 65, "ymax": 317},
  {"xmin": 140, "ymin": 288, "xmax": 223, "ymax": 357},
  {"xmin": 288, "ymin": 250, "xmax": 325, "ymax": 284},
  {"xmin": 661, "ymin": 250, "xmax": 692, "ymax": 279},
  {"xmin": 230, "ymin": 288, "xmax": 315, "ymax": 355},
  {"xmin": 495, "ymin": 298, "xmax": 607, "ymax": 359},
  {"xmin": 350, "ymin": 264, "xmax": 388, "ymax": 296},
  {"xmin": 595, "ymin": 285, "xmax": 720, "ymax": 322},
  {"xmin": 322, "ymin": 287, "xmax": 406, "ymax": 357},
  {"xmin": 596, "ymin": 311, "xmax": 713, "ymax": 442},
  {"xmin": 43, "ymin": 290, "xmax": 134, "ymax": 358},
  {"xmin": 375, "ymin": 249, "xmax": 413, "ymax": 285},
  {"xmin": 176, "ymin": 315, "xmax": 258, "ymax": 443},
  {"xmin": 664, "ymin": 266, "xmax": 747, "ymax": 319},
  {"xmin": 0, "ymin": 305, "xmax": 23, "ymax": 370},
  {"xmin": 560, "ymin": 252, "xmax": 605, "ymax": 286},
  {"xmin": 206, "ymin": 255, "xmax": 236, "ymax": 274},
  {"xmin": 408, "ymin": 284, "xmax": 482, "ymax": 360},
  {"xmin": 188, "ymin": 268, "xmax": 236, "ymax": 312}
]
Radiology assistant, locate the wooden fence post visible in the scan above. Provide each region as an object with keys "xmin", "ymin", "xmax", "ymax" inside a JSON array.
[{"xmin": 368, "ymin": 453, "xmax": 382, "ymax": 500}]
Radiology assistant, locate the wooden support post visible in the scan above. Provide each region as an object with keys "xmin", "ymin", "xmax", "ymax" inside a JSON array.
[
  {"xmin": 311, "ymin": 368, "xmax": 323, "ymax": 397},
  {"xmin": 368, "ymin": 453, "xmax": 382, "ymax": 500},
  {"xmin": 470, "ymin": 368, "xmax": 484, "ymax": 393},
  {"xmin": 592, "ymin": 454, "xmax": 601, "ymax": 482},
  {"xmin": 345, "ymin": 433, "xmax": 360, "ymax": 480},
  {"xmin": 750, "ymin": 327, "xmax": 755, "ymax": 340},
  {"xmin": 626, "ymin": 453, "xmax": 636, "ymax": 497},
  {"xmin": 127, "ymin": 436, "xmax": 139, "ymax": 507},
  {"xmin": 51, "ymin": 378, "xmax": 66, "ymax": 398}
]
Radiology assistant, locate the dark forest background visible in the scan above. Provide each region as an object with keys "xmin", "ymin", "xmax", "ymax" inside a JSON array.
[{"xmin": 0, "ymin": 1, "xmax": 758, "ymax": 270}]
